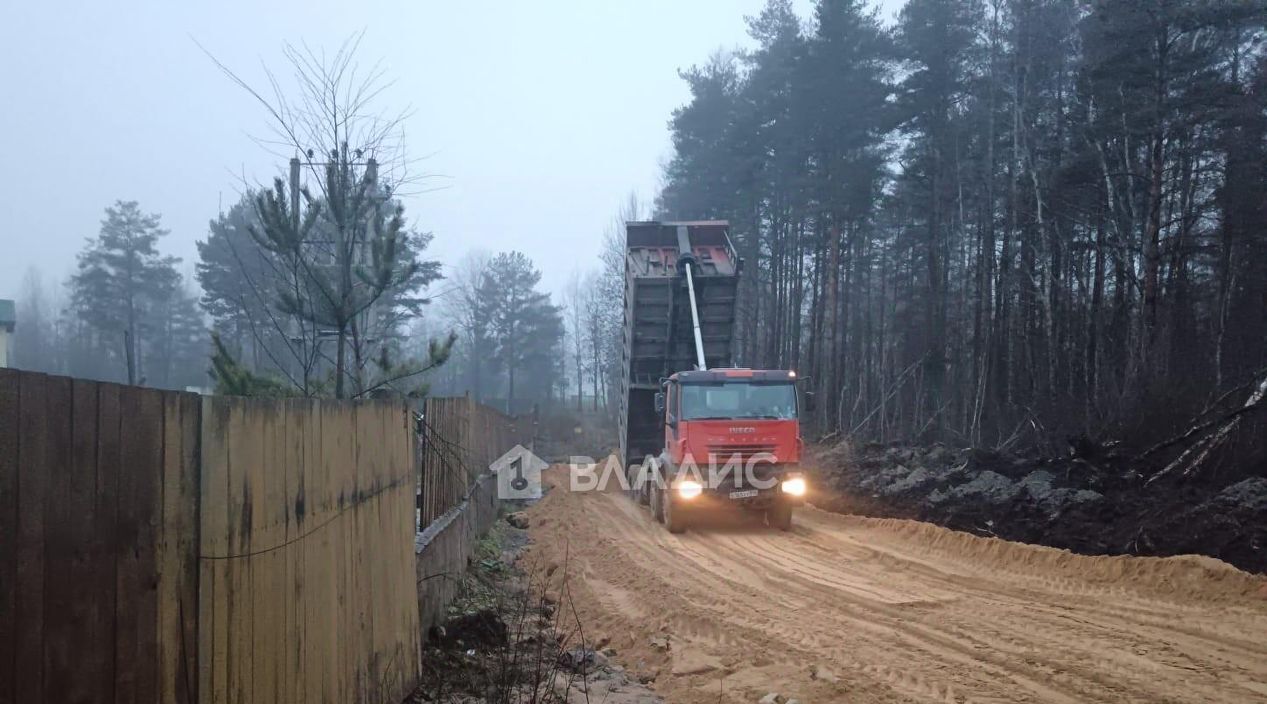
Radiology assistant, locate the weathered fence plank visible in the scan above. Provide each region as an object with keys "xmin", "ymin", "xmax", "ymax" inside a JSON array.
[
  {"xmin": 159, "ymin": 392, "xmax": 200, "ymax": 704},
  {"xmin": 0, "ymin": 370, "xmax": 18, "ymax": 704},
  {"xmin": 198, "ymin": 398, "xmax": 229, "ymax": 704},
  {"xmin": 14, "ymin": 371, "xmax": 48, "ymax": 703},
  {"xmin": 98, "ymin": 384, "xmax": 124, "ymax": 704},
  {"xmin": 117, "ymin": 386, "xmax": 164, "ymax": 704},
  {"xmin": 281, "ymin": 400, "xmax": 303, "ymax": 704},
  {"xmin": 44, "ymin": 376, "xmax": 91, "ymax": 703}
]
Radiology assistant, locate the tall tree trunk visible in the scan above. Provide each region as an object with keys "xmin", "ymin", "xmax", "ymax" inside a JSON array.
[{"xmin": 1140, "ymin": 23, "xmax": 1169, "ymax": 382}]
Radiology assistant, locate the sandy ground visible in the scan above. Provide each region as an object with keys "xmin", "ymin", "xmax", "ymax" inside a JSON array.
[{"xmin": 522, "ymin": 467, "xmax": 1267, "ymax": 703}]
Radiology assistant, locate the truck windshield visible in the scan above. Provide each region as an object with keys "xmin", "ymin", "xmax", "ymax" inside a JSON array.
[{"xmin": 679, "ymin": 382, "xmax": 797, "ymax": 421}]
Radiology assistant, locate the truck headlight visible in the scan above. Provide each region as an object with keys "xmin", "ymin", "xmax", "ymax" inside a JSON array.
[
  {"xmin": 677, "ymin": 480, "xmax": 703, "ymax": 499},
  {"xmin": 781, "ymin": 477, "xmax": 806, "ymax": 497}
]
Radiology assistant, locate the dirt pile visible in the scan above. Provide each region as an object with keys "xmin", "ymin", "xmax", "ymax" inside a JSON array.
[
  {"xmin": 522, "ymin": 466, "xmax": 1267, "ymax": 703},
  {"xmin": 811, "ymin": 441, "xmax": 1267, "ymax": 573}
]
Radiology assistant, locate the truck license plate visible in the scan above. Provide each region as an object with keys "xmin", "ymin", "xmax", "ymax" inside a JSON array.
[{"xmin": 728, "ymin": 489, "xmax": 758, "ymax": 499}]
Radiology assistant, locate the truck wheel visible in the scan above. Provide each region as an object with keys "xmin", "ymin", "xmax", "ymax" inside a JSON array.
[
  {"xmin": 636, "ymin": 471, "xmax": 651, "ymax": 506},
  {"xmin": 650, "ymin": 486, "xmax": 665, "ymax": 523},
  {"xmin": 628, "ymin": 464, "xmax": 649, "ymax": 505},
  {"xmin": 766, "ymin": 501, "xmax": 793, "ymax": 531},
  {"xmin": 663, "ymin": 492, "xmax": 688, "ymax": 534}
]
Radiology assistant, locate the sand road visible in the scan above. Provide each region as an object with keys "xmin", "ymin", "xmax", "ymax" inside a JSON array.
[{"xmin": 523, "ymin": 469, "xmax": 1267, "ymax": 703}]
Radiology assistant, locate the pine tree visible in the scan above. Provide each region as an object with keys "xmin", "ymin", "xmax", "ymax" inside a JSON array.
[
  {"xmin": 196, "ymin": 197, "xmax": 281, "ymax": 373},
  {"xmin": 70, "ymin": 200, "xmax": 181, "ymax": 384},
  {"xmin": 482, "ymin": 252, "xmax": 563, "ymax": 413}
]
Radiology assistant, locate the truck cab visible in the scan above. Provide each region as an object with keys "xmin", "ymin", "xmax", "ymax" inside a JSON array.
[{"xmin": 651, "ymin": 368, "xmax": 806, "ymax": 532}]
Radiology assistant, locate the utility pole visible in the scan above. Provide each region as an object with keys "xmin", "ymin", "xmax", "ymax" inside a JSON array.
[
  {"xmin": 289, "ymin": 157, "xmax": 301, "ymax": 227},
  {"xmin": 288, "ymin": 156, "xmax": 304, "ymax": 389},
  {"xmin": 287, "ymin": 145, "xmax": 390, "ymax": 398}
]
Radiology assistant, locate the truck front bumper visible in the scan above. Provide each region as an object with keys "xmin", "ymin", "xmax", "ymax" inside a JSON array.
[{"xmin": 672, "ymin": 468, "xmax": 806, "ymax": 510}]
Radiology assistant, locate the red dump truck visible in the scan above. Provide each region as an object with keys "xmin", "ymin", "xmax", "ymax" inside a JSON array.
[{"xmin": 617, "ymin": 221, "xmax": 806, "ymax": 532}]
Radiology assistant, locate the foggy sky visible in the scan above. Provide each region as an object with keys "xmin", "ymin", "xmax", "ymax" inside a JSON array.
[{"xmin": 0, "ymin": 0, "xmax": 902, "ymax": 305}]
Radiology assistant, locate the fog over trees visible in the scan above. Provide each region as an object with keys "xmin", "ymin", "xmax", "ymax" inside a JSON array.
[
  {"xmin": 12, "ymin": 203, "xmax": 205, "ymax": 389},
  {"xmin": 653, "ymin": 0, "xmax": 1267, "ymax": 476},
  {"xmin": 6, "ymin": 0, "xmax": 1267, "ymax": 473}
]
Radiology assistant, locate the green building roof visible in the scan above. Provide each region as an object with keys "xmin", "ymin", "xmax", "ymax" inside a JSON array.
[{"xmin": 0, "ymin": 299, "xmax": 14, "ymax": 329}]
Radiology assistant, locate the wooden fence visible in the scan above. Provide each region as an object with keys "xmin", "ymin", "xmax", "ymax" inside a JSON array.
[
  {"xmin": 416, "ymin": 396, "xmax": 532, "ymax": 527},
  {"xmin": 198, "ymin": 397, "xmax": 419, "ymax": 704},
  {"xmin": 0, "ymin": 370, "xmax": 423, "ymax": 704},
  {"xmin": 0, "ymin": 370, "xmax": 200, "ymax": 704},
  {"xmin": 413, "ymin": 397, "xmax": 533, "ymax": 629}
]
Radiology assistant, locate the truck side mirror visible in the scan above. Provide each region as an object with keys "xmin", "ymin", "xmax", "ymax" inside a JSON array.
[
  {"xmin": 654, "ymin": 392, "xmax": 665, "ymax": 413},
  {"xmin": 802, "ymin": 390, "xmax": 817, "ymax": 413}
]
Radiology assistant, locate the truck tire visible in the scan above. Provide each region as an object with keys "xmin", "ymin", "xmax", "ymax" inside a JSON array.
[
  {"xmin": 650, "ymin": 485, "xmax": 665, "ymax": 523},
  {"xmin": 628, "ymin": 464, "xmax": 650, "ymax": 505},
  {"xmin": 636, "ymin": 469, "xmax": 651, "ymax": 506},
  {"xmin": 663, "ymin": 491, "xmax": 688, "ymax": 534},
  {"xmin": 766, "ymin": 501, "xmax": 793, "ymax": 531}
]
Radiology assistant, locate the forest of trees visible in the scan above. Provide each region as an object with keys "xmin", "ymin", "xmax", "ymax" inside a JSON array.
[
  {"xmin": 654, "ymin": 0, "xmax": 1267, "ymax": 466},
  {"xmin": 11, "ymin": 202, "xmax": 206, "ymax": 389}
]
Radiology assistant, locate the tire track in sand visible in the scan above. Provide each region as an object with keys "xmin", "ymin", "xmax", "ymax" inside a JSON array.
[{"xmin": 523, "ymin": 468, "xmax": 1267, "ymax": 703}]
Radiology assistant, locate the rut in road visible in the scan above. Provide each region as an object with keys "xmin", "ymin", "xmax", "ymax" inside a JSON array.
[{"xmin": 522, "ymin": 468, "xmax": 1267, "ymax": 704}]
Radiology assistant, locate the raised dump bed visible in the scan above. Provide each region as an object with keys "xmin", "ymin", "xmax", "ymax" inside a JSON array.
[{"xmin": 618, "ymin": 220, "xmax": 740, "ymax": 466}]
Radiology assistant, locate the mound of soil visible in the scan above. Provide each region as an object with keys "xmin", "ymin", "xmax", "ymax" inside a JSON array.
[{"xmin": 811, "ymin": 442, "xmax": 1267, "ymax": 574}]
